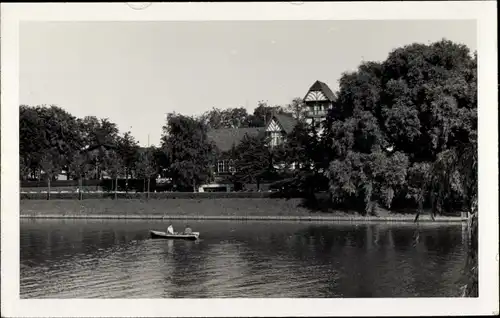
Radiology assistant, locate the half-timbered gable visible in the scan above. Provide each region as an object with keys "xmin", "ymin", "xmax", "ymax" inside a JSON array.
[
  {"xmin": 303, "ymin": 80, "xmax": 335, "ymax": 126},
  {"xmin": 265, "ymin": 113, "xmax": 297, "ymax": 147}
]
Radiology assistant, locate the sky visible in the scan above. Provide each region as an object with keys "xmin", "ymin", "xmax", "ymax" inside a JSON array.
[{"xmin": 19, "ymin": 20, "xmax": 476, "ymax": 146}]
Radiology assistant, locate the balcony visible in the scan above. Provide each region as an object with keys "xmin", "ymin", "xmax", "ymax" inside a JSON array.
[{"xmin": 307, "ymin": 110, "xmax": 327, "ymax": 118}]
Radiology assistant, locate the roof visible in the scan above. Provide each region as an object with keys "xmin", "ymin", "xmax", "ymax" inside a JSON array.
[
  {"xmin": 304, "ymin": 80, "xmax": 336, "ymax": 101},
  {"xmin": 271, "ymin": 113, "xmax": 298, "ymax": 134},
  {"xmin": 207, "ymin": 127, "xmax": 265, "ymax": 152}
]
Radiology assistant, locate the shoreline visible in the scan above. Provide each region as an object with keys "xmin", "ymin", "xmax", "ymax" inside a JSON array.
[
  {"xmin": 20, "ymin": 213, "xmax": 467, "ymax": 223},
  {"xmin": 20, "ymin": 199, "xmax": 467, "ymax": 223}
]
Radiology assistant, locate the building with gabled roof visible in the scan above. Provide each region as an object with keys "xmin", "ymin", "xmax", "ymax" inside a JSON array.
[
  {"xmin": 199, "ymin": 80, "xmax": 335, "ymax": 192},
  {"xmin": 303, "ymin": 80, "xmax": 335, "ymax": 126},
  {"xmin": 265, "ymin": 112, "xmax": 298, "ymax": 148},
  {"xmin": 207, "ymin": 127, "xmax": 265, "ymax": 153}
]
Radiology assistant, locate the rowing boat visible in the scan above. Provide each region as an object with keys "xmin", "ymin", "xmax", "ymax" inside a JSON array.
[{"xmin": 150, "ymin": 230, "xmax": 200, "ymax": 240}]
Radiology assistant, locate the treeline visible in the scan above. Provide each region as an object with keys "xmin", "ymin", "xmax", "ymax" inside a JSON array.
[
  {"xmin": 19, "ymin": 106, "xmax": 168, "ymax": 199},
  {"xmin": 20, "ymin": 94, "xmax": 303, "ymax": 198},
  {"xmin": 198, "ymin": 98, "xmax": 307, "ymax": 129}
]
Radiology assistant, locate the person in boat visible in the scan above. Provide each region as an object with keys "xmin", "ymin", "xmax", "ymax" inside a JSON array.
[
  {"xmin": 183, "ymin": 225, "xmax": 192, "ymax": 235},
  {"xmin": 167, "ymin": 223, "xmax": 175, "ymax": 235}
]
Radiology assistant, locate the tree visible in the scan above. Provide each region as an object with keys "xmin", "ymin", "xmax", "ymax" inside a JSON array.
[
  {"xmin": 415, "ymin": 141, "xmax": 477, "ymax": 296},
  {"xmin": 68, "ymin": 151, "xmax": 94, "ymax": 200},
  {"xmin": 104, "ymin": 150, "xmax": 124, "ymax": 199},
  {"xmin": 20, "ymin": 105, "xmax": 83, "ymax": 180},
  {"xmin": 161, "ymin": 113, "xmax": 215, "ymax": 192},
  {"xmin": 324, "ymin": 39, "xmax": 476, "ymax": 214},
  {"xmin": 286, "ymin": 97, "xmax": 309, "ymax": 123},
  {"xmin": 117, "ymin": 131, "xmax": 139, "ymax": 192},
  {"xmin": 20, "ymin": 157, "xmax": 30, "ymax": 181},
  {"xmin": 199, "ymin": 107, "xmax": 252, "ymax": 129},
  {"xmin": 233, "ymin": 133, "xmax": 273, "ymax": 191},
  {"xmin": 78, "ymin": 116, "xmax": 120, "ymax": 179},
  {"xmin": 275, "ymin": 121, "xmax": 330, "ymax": 204},
  {"xmin": 328, "ymin": 151, "xmax": 410, "ymax": 215},
  {"xmin": 248, "ymin": 101, "xmax": 287, "ymax": 127},
  {"xmin": 136, "ymin": 146, "xmax": 159, "ymax": 198},
  {"xmin": 39, "ymin": 148, "xmax": 64, "ymax": 200},
  {"xmin": 19, "ymin": 105, "xmax": 45, "ymax": 179}
]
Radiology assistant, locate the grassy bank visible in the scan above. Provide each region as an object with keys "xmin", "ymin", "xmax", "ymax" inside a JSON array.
[{"xmin": 20, "ymin": 199, "xmax": 466, "ymax": 223}]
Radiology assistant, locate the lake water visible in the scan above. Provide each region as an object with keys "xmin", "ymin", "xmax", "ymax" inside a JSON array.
[{"xmin": 20, "ymin": 219, "xmax": 469, "ymax": 298}]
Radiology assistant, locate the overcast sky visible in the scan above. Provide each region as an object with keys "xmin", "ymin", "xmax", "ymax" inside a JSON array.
[{"xmin": 20, "ymin": 20, "xmax": 476, "ymax": 146}]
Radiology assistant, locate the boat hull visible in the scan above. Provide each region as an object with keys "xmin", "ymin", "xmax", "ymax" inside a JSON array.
[{"xmin": 150, "ymin": 230, "xmax": 199, "ymax": 240}]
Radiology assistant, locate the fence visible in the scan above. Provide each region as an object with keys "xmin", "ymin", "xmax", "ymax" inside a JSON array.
[{"xmin": 20, "ymin": 191, "xmax": 290, "ymax": 200}]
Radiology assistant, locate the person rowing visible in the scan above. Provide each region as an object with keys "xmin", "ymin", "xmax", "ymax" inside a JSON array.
[{"xmin": 167, "ymin": 223, "xmax": 175, "ymax": 235}]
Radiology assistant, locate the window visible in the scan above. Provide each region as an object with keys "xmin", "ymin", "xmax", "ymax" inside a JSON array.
[
  {"xmin": 270, "ymin": 132, "xmax": 282, "ymax": 147},
  {"xmin": 314, "ymin": 104, "xmax": 324, "ymax": 115},
  {"xmin": 228, "ymin": 160, "xmax": 236, "ymax": 173},
  {"xmin": 217, "ymin": 159, "xmax": 236, "ymax": 173},
  {"xmin": 217, "ymin": 160, "xmax": 225, "ymax": 173}
]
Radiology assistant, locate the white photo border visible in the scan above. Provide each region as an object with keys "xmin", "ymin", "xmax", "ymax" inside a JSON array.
[{"xmin": 1, "ymin": 2, "xmax": 498, "ymax": 317}]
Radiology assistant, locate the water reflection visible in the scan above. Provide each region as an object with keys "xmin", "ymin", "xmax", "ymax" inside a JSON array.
[{"xmin": 20, "ymin": 219, "xmax": 467, "ymax": 298}]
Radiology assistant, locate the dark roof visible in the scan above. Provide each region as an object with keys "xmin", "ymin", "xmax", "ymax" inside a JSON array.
[
  {"xmin": 271, "ymin": 113, "xmax": 298, "ymax": 134},
  {"xmin": 207, "ymin": 127, "xmax": 265, "ymax": 152},
  {"xmin": 305, "ymin": 80, "xmax": 336, "ymax": 101}
]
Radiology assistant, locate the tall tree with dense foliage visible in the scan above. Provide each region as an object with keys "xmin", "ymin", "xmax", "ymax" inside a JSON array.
[
  {"xmin": 276, "ymin": 121, "xmax": 329, "ymax": 204},
  {"xmin": 233, "ymin": 133, "xmax": 273, "ymax": 191},
  {"xmin": 117, "ymin": 131, "xmax": 140, "ymax": 191},
  {"xmin": 323, "ymin": 39, "xmax": 477, "ymax": 215},
  {"xmin": 161, "ymin": 113, "xmax": 215, "ymax": 192},
  {"xmin": 19, "ymin": 105, "xmax": 83, "ymax": 180},
  {"xmin": 78, "ymin": 116, "xmax": 121, "ymax": 179}
]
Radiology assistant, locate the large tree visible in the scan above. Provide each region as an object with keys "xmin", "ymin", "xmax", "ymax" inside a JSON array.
[
  {"xmin": 78, "ymin": 116, "xmax": 121, "ymax": 179},
  {"xmin": 117, "ymin": 131, "xmax": 139, "ymax": 191},
  {"xmin": 161, "ymin": 113, "xmax": 215, "ymax": 192},
  {"xmin": 233, "ymin": 133, "xmax": 273, "ymax": 191},
  {"xmin": 19, "ymin": 105, "xmax": 83, "ymax": 180},
  {"xmin": 324, "ymin": 39, "xmax": 477, "ymax": 214},
  {"xmin": 276, "ymin": 121, "xmax": 333, "ymax": 204}
]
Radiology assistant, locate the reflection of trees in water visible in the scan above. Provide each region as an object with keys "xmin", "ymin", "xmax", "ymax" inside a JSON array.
[{"xmin": 249, "ymin": 224, "xmax": 466, "ymax": 297}]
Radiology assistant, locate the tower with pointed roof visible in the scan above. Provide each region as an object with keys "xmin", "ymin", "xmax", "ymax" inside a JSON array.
[{"xmin": 303, "ymin": 80, "xmax": 335, "ymax": 127}]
